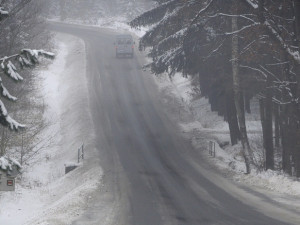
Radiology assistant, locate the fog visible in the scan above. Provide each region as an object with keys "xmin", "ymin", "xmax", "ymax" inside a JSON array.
[{"xmin": 45, "ymin": 0, "xmax": 155, "ymax": 24}]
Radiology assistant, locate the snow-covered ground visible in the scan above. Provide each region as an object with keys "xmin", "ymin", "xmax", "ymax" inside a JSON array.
[
  {"xmin": 48, "ymin": 0, "xmax": 155, "ymax": 39},
  {"xmin": 0, "ymin": 34, "xmax": 102, "ymax": 225},
  {"xmin": 1, "ymin": 2, "xmax": 300, "ymax": 222}
]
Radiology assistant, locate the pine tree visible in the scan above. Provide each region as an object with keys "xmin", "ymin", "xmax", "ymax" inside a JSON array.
[
  {"xmin": 131, "ymin": 0, "xmax": 300, "ymax": 173},
  {"xmin": 0, "ymin": 1, "xmax": 54, "ymax": 131}
]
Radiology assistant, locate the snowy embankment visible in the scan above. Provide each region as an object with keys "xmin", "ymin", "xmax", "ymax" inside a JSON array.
[
  {"xmin": 0, "ymin": 34, "xmax": 102, "ymax": 225},
  {"xmin": 153, "ymin": 73, "xmax": 300, "ymax": 198}
]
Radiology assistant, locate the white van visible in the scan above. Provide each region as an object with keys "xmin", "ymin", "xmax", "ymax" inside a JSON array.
[{"xmin": 114, "ymin": 35, "xmax": 135, "ymax": 58}]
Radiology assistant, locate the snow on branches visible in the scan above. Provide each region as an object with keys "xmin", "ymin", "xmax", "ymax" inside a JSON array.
[
  {"xmin": 0, "ymin": 7, "xmax": 8, "ymax": 16},
  {"xmin": 245, "ymin": 0, "xmax": 258, "ymax": 9},
  {"xmin": 0, "ymin": 49, "xmax": 54, "ymax": 131},
  {"xmin": 130, "ymin": 0, "xmax": 180, "ymax": 28},
  {"xmin": 0, "ymin": 156, "xmax": 21, "ymax": 171},
  {"xmin": 19, "ymin": 49, "xmax": 55, "ymax": 67},
  {"xmin": 244, "ymin": 0, "xmax": 300, "ymax": 64}
]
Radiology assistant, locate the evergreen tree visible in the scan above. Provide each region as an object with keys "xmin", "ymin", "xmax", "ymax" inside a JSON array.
[
  {"xmin": 131, "ymin": 0, "xmax": 300, "ymax": 174},
  {"xmin": 0, "ymin": 0, "xmax": 54, "ymax": 131}
]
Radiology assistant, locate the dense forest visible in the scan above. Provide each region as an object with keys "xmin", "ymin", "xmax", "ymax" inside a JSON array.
[{"xmin": 130, "ymin": 0, "xmax": 300, "ymax": 175}]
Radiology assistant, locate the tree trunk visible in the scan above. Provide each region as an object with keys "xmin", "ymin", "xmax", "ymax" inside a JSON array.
[
  {"xmin": 292, "ymin": 0, "xmax": 300, "ymax": 177},
  {"xmin": 294, "ymin": 0, "xmax": 300, "ymax": 45},
  {"xmin": 0, "ymin": 127, "xmax": 6, "ymax": 156},
  {"xmin": 264, "ymin": 76, "xmax": 274, "ymax": 170},
  {"xmin": 244, "ymin": 91, "xmax": 251, "ymax": 114},
  {"xmin": 226, "ymin": 90, "xmax": 241, "ymax": 145},
  {"xmin": 280, "ymin": 52, "xmax": 294, "ymax": 174},
  {"xmin": 274, "ymin": 103, "xmax": 280, "ymax": 148},
  {"xmin": 259, "ymin": 99, "xmax": 265, "ymax": 149},
  {"xmin": 280, "ymin": 106, "xmax": 289, "ymax": 173},
  {"xmin": 231, "ymin": 7, "xmax": 254, "ymax": 173}
]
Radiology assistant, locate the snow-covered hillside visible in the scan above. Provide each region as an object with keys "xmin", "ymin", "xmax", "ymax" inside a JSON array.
[
  {"xmin": 0, "ymin": 34, "xmax": 102, "ymax": 225},
  {"xmin": 48, "ymin": 0, "xmax": 156, "ymax": 26}
]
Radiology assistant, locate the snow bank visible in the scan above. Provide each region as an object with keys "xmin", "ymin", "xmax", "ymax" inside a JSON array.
[
  {"xmin": 153, "ymin": 72, "xmax": 300, "ymax": 200},
  {"xmin": 236, "ymin": 170, "xmax": 300, "ymax": 196},
  {"xmin": 0, "ymin": 33, "xmax": 102, "ymax": 225}
]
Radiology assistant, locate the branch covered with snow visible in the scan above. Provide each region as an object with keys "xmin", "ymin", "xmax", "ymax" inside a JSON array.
[
  {"xmin": 0, "ymin": 99, "xmax": 25, "ymax": 130},
  {"xmin": 0, "ymin": 49, "xmax": 54, "ymax": 131},
  {"xmin": 0, "ymin": 156, "xmax": 22, "ymax": 171},
  {"xmin": 0, "ymin": 7, "xmax": 8, "ymax": 16},
  {"xmin": 19, "ymin": 49, "xmax": 55, "ymax": 67},
  {"xmin": 245, "ymin": 0, "xmax": 258, "ymax": 9},
  {"xmin": 264, "ymin": 21, "xmax": 300, "ymax": 64}
]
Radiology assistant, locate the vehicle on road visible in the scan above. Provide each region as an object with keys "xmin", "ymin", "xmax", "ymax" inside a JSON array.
[{"xmin": 114, "ymin": 34, "xmax": 135, "ymax": 58}]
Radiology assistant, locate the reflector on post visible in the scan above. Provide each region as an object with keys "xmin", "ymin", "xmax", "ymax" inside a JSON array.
[{"xmin": 7, "ymin": 180, "xmax": 13, "ymax": 186}]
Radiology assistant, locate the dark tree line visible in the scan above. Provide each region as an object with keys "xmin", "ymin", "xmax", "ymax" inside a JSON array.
[{"xmin": 130, "ymin": 0, "xmax": 300, "ymax": 175}]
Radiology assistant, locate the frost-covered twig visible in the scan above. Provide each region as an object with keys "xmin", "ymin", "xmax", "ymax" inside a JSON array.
[
  {"xmin": 244, "ymin": 0, "xmax": 300, "ymax": 64},
  {"xmin": 208, "ymin": 13, "xmax": 257, "ymax": 24},
  {"xmin": 264, "ymin": 21, "xmax": 300, "ymax": 64},
  {"xmin": 225, "ymin": 22, "xmax": 259, "ymax": 35},
  {"xmin": 240, "ymin": 64, "xmax": 267, "ymax": 78},
  {"xmin": 245, "ymin": 0, "xmax": 258, "ymax": 9}
]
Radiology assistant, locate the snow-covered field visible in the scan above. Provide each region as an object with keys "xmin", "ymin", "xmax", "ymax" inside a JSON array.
[{"xmin": 0, "ymin": 34, "xmax": 102, "ymax": 225}]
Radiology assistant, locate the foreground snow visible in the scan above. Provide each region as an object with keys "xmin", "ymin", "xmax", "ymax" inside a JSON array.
[{"xmin": 0, "ymin": 34, "xmax": 102, "ymax": 225}]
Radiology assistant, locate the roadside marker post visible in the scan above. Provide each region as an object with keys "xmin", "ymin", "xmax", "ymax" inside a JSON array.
[
  {"xmin": 65, "ymin": 144, "xmax": 84, "ymax": 174},
  {"xmin": 0, "ymin": 171, "xmax": 16, "ymax": 192},
  {"xmin": 78, "ymin": 143, "xmax": 84, "ymax": 163},
  {"xmin": 209, "ymin": 141, "xmax": 216, "ymax": 158}
]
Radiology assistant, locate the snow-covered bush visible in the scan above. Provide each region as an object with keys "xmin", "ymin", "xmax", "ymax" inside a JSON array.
[{"xmin": 0, "ymin": 156, "xmax": 22, "ymax": 171}]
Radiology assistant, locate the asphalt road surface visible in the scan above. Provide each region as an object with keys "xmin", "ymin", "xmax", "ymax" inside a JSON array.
[{"xmin": 50, "ymin": 23, "xmax": 298, "ymax": 225}]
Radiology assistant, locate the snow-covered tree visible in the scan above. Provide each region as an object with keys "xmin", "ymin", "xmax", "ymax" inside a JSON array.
[
  {"xmin": 131, "ymin": 0, "xmax": 300, "ymax": 175},
  {"xmin": 0, "ymin": 0, "xmax": 54, "ymax": 131},
  {"xmin": 0, "ymin": 155, "xmax": 21, "ymax": 172}
]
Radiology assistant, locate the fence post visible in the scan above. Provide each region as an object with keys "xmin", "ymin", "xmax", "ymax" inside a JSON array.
[
  {"xmin": 290, "ymin": 155, "xmax": 295, "ymax": 177},
  {"xmin": 78, "ymin": 148, "xmax": 80, "ymax": 163},
  {"xmin": 208, "ymin": 141, "xmax": 216, "ymax": 158},
  {"xmin": 213, "ymin": 142, "xmax": 216, "ymax": 158},
  {"xmin": 78, "ymin": 144, "xmax": 84, "ymax": 163},
  {"xmin": 82, "ymin": 144, "xmax": 84, "ymax": 160}
]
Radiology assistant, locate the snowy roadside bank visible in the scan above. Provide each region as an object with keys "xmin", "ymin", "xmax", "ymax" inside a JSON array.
[
  {"xmin": 0, "ymin": 33, "xmax": 102, "ymax": 225},
  {"xmin": 152, "ymin": 73, "xmax": 300, "ymax": 208},
  {"xmin": 47, "ymin": 17, "xmax": 151, "ymax": 39}
]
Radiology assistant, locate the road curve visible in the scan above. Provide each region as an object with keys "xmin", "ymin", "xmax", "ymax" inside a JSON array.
[{"xmin": 49, "ymin": 23, "xmax": 296, "ymax": 225}]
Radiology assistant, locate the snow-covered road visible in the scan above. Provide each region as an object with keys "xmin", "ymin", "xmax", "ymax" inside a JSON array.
[
  {"xmin": 1, "ymin": 20, "xmax": 300, "ymax": 225},
  {"xmin": 48, "ymin": 23, "xmax": 300, "ymax": 225}
]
